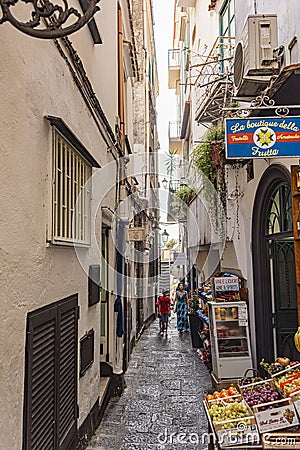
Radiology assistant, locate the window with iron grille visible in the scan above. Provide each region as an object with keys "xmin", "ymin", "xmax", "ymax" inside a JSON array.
[{"xmin": 52, "ymin": 129, "xmax": 92, "ymax": 245}]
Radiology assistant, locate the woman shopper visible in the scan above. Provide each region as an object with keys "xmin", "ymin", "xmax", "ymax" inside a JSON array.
[{"xmin": 174, "ymin": 282, "xmax": 189, "ymax": 335}]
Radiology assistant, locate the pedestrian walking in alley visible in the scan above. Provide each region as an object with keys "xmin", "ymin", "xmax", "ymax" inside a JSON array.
[
  {"xmin": 155, "ymin": 298, "xmax": 163, "ymax": 333},
  {"xmin": 174, "ymin": 282, "xmax": 189, "ymax": 335},
  {"xmin": 157, "ymin": 289, "xmax": 171, "ymax": 337}
]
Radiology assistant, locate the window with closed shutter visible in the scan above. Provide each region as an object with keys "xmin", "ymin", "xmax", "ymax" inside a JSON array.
[{"xmin": 23, "ymin": 295, "xmax": 78, "ymax": 450}]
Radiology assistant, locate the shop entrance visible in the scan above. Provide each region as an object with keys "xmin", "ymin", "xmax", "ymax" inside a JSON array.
[
  {"xmin": 269, "ymin": 238, "xmax": 297, "ymax": 359},
  {"xmin": 253, "ymin": 165, "xmax": 300, "ymax": 365}
]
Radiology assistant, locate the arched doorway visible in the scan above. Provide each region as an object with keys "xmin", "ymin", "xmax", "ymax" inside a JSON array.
[{"xmin": 252, "ymin": 164, "xmax": 300, "ymax": 364}]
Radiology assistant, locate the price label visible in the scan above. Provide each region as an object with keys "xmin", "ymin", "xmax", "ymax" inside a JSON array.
[{"xmin": 238, "ymin": 306, "xmax": 248, "ymax": 326}]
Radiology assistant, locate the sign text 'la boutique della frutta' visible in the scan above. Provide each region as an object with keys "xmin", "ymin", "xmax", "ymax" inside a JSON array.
[{"xmin": 225, "ymin": 116, "xmax": 300, "ymax": 159}]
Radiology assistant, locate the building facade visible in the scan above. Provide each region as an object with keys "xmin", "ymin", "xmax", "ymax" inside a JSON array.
[
  {"xmin": 0, "ymin": 0, "xmax": 159, "ymax": 448},
  {"xmin": 169, "ymin": 0, "xmax": 300, "ymax": 369}
]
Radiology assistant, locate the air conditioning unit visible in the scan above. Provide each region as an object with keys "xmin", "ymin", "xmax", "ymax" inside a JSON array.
[{"xmin": 233, "ymin": 15, "xmax": 279, "ymax": 98}]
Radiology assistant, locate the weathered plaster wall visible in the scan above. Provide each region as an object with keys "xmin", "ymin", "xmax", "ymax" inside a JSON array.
[{"xmin": 0, "ymin": 2, "xmax": 120, "ymax": 445}]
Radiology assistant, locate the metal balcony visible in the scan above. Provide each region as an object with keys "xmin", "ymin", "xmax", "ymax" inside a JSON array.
[{"xmin": 193, "ymin": 36, "xmax": 235, "ymax": 124}]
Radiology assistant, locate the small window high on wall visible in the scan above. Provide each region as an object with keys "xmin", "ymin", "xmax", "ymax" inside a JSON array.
[{"xmin": 220, "ymin": 0, "xmax": 235, "ymax": 37}]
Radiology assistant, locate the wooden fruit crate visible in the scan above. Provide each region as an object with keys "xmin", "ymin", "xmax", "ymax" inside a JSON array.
[
  {"xmin": 238, "ymin": 368, "xmax": 263, "ymax": 390},
  {"xmin": 204, "ymin": 398, "xmax": 259, "ymax": 447},
  {"xmin": 206, "ymin": 393, "xmax": 244, "ymax": 408},
  {"xmin": 253, "ymin": 397, "xmax": 299, "ymax": 433},
  {"xmin": 272, "ymin": 363, "xmax": 300, "ymax": 393},
  {"xmin": 215, "ymin": 415, "xmax": 259, "ymax": 447}
]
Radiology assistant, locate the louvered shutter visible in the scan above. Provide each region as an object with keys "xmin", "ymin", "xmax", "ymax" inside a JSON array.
[
  {"xmin": 25, "ymin": 307, "xmax": 57, "ymax": 450},
  {"xmin": 24, "ymin": 295, "xmax": 78, "ymax": 450},
  {"xmin": 57, "ymin": 297, "xmax": 78, "ymax": 450}
]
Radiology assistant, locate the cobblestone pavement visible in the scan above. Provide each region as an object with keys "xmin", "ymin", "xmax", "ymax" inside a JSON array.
[{"xmin": 86, "ymin": 314, "xmax": 212, "ymax": 450}]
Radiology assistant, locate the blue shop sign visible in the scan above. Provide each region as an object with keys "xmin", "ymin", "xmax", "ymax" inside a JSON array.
[{"xmin": 225, "ymin": 116, "xmax": 300, "ymax": 159}]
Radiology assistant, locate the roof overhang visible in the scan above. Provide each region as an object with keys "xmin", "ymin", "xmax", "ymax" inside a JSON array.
[
  {"xmin": 195, "ymin": 80, "xmax": 233, "ymax": 124},
  {"xmin": 266, "ymin": 63, "xmax": 300, "ymax": 107},
  {"xmin": 46, "ymin": 116, "xmax": 101, "ymax": 168}
]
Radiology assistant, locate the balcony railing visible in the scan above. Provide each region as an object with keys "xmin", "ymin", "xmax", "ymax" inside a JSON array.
[
  {"xmin": 193, "ymin": 36, "xmax": 235, "ymax": 86},
  {"xmin": 168, "ymin": 121, "xmax": 181, "ymax": 140},
  {"xmin": 193, "ymin": 36, "xmax": 235, "ymax": 123}
]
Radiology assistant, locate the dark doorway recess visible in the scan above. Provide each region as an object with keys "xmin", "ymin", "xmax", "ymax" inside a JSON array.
[{"xmin": 252, "ymin": 164, "xmax": 300, "ymax": 365}]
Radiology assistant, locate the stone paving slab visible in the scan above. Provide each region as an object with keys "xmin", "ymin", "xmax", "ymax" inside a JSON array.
[{"xmin": 86, "ymin": 318, "xmax": 212, "ymax": 450}]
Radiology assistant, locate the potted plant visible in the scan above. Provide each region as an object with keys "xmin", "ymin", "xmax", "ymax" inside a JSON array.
[{"xmin": 188, "ymin": 290, "xmax": 204, "ymax": 348}]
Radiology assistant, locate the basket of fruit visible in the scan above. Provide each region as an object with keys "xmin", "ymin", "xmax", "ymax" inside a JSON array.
[
  {"xmin": 260, "ymin": 357, "xmax": 297, "ymax": 375},
  {"xmin": 206, "ymin": 399, "xmax": 258, "ymax": 446},
  {"xmin": 272, "ymin": 363, "xmax": 300, "ymax": 397},
  {"xmin": 205, "ymin": 385, "xmax": 240, "ymax": 406},
  {"xmin": 239, "ymin": 378, "xmax": 299, "ymax": 433},
  {"xmin": 272, "ymin": 362, "xmax": 300, "ymax": 418},
  {"xmin": 238, "ymin": 368, "xmax": 263, "ymax": 389}
]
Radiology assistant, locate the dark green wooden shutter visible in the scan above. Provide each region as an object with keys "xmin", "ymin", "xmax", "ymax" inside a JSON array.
[
  {"xmin": 25, "ymin": 308, "xmax": 57, "ymax": 450},
  {"xmin": 58, "ymin": 297, "xmax": 78, "ymax": 449}
]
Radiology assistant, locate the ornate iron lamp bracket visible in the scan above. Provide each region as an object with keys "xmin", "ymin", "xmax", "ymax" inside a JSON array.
[
  {"xmin": 0, "ymin": 0, "xmax": 100, "ymax": 39},
  {"xmin": 222, "ymin": 95, "xmax": 300, "ymax": 118}
]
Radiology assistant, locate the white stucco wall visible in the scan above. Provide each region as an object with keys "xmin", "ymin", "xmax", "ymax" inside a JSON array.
[{"xmin": 0, "ymin": 3, "xmax": 121, "ymax": 446}]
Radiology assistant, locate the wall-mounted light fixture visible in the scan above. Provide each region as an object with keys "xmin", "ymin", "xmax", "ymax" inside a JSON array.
[
  {"xmin": 161, "ymin": 178, "xmax": 168, "ymax": 190},
  {"xmin": 161, "ymin": 229, "xmax": 169, "ymax": 246}
]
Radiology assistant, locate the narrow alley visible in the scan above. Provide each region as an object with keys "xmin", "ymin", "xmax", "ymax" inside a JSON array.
[{"xmin": 87, "ymin": 316, "xmax": 211, "ymax": 450}]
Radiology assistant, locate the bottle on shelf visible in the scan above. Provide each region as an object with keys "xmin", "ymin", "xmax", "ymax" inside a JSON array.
[{"xmin": 296, "ymin": 163, "xmax": 300, "ymax": 192}]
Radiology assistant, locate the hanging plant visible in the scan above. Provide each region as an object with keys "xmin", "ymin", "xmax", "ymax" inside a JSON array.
[
  {"xmin": 165, "ymin": 238, "xmax": 176, "ymax": 249},
  {"xmin": 190, "ymin": 122, "xmax": 227, "ymax": 242},
  {"xmin": 175, "ymin": 185, "xmax": 198, "ymax": 205},
  {"xmin": 191, "ymin": 123, "xmax": 225, "ymax": 182}
]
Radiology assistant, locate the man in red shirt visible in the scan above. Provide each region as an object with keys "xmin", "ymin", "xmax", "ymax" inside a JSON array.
[{"xmin": 158, "ymin": 290, "xmax": 171, "ymax": 337}]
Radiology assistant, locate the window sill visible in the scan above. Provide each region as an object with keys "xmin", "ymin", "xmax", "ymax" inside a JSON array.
[{"xmin": 46, "ymin": 240, "xmax": 90, "ymax": 249}]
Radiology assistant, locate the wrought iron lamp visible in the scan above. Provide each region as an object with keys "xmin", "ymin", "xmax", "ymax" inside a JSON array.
[
  {"xmin": 161, "ymin": 229, "xmax": 169, "ymax": 246},
  {"xmin": 161, "ymin": 177, "xmax": 168, "ymax": 190},
  {"xmin": 0, "ymin": 0, "xmax": 100, "ymax": 39}
]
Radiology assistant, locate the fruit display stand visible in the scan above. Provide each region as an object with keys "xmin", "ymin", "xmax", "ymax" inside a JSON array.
[{"xmin": 203, "ymin": 381, "xmax": 300, "ymax": 449}]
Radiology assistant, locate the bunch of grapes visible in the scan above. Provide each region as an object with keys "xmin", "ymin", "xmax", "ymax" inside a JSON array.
[
  {"xmin": 208, "ymin": 402, "xmax": 251, "ymax": 429},
  {"xmin": 242, "ymin": 383, "xmax": 280, "ymax": 408}
]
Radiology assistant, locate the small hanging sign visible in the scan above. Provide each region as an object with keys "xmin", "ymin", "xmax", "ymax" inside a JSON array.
[{"xmin": 127, "ymin": 227, "xmax": 146, "ymax": 241}]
